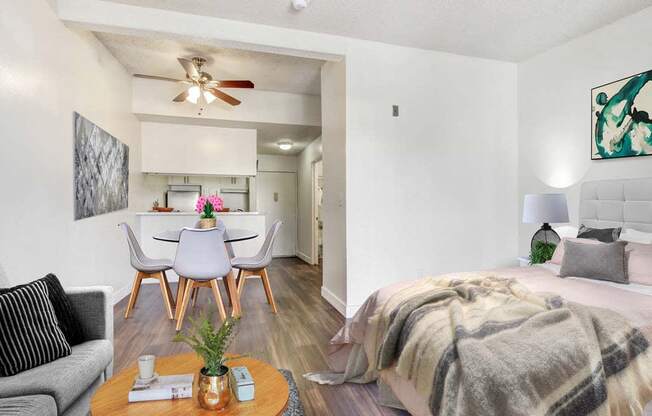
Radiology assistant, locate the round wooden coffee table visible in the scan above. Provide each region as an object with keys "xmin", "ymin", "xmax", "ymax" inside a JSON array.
[{"xmin": 91, "ymin": 353, "xmax": 289, "ymax": 415}]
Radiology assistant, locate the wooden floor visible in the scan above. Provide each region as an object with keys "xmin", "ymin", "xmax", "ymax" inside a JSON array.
[{"xmin": 114, "ymin": 257, "xmax": 407, "ymax": 416}]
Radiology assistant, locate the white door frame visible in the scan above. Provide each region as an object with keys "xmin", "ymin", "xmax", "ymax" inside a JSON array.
[{"xmin": 311, "ymin": 159, "xmax": 323, "ymax": 265}]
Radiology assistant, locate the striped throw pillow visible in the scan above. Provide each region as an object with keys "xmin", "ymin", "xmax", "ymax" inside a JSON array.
[{"xmin": 0, "ymin": 280, "xmax": 71, "ymax": 376}]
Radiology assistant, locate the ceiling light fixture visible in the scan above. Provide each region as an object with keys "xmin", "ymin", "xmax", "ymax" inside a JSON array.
[
  {"xmin": 278, "ymin": 140, "xmax": 293, "ymax": 151},
  {"xmin": 203, "ymin": 90, "xmax": 217, "ymax": 104},
  {"xmin": 186, "ymin": 85, "xmax": 201, "ymax": 104},
  {"xmin": 291, "ymin": 0, "xmax": 309, "ymax": 10}
]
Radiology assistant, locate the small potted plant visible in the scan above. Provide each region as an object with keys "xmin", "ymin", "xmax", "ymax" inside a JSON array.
[
  {"xmin": 195, "ymin": 195, "xmax": 224, "ymax": 229},
  {"xmin": 529, "ymin": 240, "xmax": 557, "ymax": 265},
  {"xmin": 173, "ymin": 309, "xmax": 238, "ymax": 410}
]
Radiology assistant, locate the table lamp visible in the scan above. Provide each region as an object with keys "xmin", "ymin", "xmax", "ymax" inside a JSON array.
[{"xmin": 522, "ymin": 193, "xmax": 569, "ymax": 251}]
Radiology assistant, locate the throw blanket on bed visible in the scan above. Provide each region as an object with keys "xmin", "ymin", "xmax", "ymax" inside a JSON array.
[
  {"xmin": 306, "ymin": 274, "xmax": 652, "ymax": 415},
  {"xmin": 376, "ymin": 275, "xmax": 652, "ymax": 415}
]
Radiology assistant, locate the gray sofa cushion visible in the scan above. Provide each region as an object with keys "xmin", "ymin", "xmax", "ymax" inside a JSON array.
[
  {"xmin": 0, "ymin": 395, "xmax": 57, "ymax": 416},
  {"xmin": 559, "ymin": 240, "xmax": 628, "ymax": 283},
  {"xmin": 0, "ymin": 339, "xmax": 112, "ymax": 414}
]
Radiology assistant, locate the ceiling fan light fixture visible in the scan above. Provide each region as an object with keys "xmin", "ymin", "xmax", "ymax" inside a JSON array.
[
  {"xmin": 186, "ymin": 85, "xmax": 201, "ymax": 104},
  {"xmin": 203, "ymin": 90, "xmax": 217, "ymax": 104},
  {"xmin": 278, "ymin": 140, "xmax": 293, "ymax": 151},
  {"xmin": 291, "ymin": 0, "xmax": 309, "ymax": 10}
]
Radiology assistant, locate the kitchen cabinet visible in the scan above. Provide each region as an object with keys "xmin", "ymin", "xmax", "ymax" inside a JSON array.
[{"xmin": 141, "ymin": 122, "xmax": 257, "ymax": 176}]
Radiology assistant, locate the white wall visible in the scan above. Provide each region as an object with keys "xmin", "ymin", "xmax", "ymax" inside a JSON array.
[
  {"xmin": 296, "ymin": 137, "xmax": 323, "ymax": 264},
  {"xmin": 141, "ymin": 121, "xmax": 257, "ymax": 176},
  {"xmin": 321, "ymin": 62, "xmax": 348, "ymax": 314},
  {"xmin": 0, "ymin": 0, "xmax": 147, "ymax": 295},
  {"xmin": 257, "ymin": 154, "xmax": 298, "ymax": 172},
  {"xmin": 517, "ymin": 7, "xmax": 652, "ymax": 256},
  {"xmin": 57, "ymin": 0, "xmax": 520, "ymax": 317},
  {"xmin": 345, "ymin": 45, "xmax": 518, "ymax": 312}
]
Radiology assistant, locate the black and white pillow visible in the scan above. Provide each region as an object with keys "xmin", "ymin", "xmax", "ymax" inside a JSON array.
[
  {"xmin": 0, "ymin": 274, "xmax": 84, "ymax": 345},
  {"xmin": 0, "ymin": 280, "xmax": 71, "ymax": 376}
]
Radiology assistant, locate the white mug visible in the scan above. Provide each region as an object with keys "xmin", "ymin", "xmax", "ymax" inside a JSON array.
[{"xmin": 138, "ymin": 355, "xmax": 156, "ymax": 379}]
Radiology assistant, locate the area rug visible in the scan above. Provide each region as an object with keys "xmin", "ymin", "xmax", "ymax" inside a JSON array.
[{"xmin": 280, "ymin": 369, "xmax": 305, "ymax": 416}]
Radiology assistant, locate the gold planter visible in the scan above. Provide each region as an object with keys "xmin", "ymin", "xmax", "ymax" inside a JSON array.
[
  {"xmin": 198, "ymin": 218, "xmax": 217, "ymax": 229},
  {"xmin": 197, "ymin": 366, "xmax": 231, "ymax": 410}
]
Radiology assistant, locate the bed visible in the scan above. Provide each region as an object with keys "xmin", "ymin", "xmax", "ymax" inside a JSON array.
[{"xmin": 309, "ymin": 177, "xmax": 652, "ymax": 415}]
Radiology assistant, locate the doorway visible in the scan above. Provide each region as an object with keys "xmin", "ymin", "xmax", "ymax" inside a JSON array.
[{"xmin": 312, "ymin": 160, "xmax": 323, "ymax": 265}]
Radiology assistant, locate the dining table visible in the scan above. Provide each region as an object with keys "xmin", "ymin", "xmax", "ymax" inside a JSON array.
[
  {"xmin": 152, "ymin": 228, "xmax": 259, "ymax": 318},
  {"xmin": 153, "ymin": 228, "xmax": 259, "ymax": 244}
]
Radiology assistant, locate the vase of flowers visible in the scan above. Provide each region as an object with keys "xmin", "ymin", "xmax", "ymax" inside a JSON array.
[
  {"xmin": 195, "ymin": 195, "xmax": 224, "ymax": 229},
  {"xmin": 173, "ymin": 309, "xmax": 238, "ymax": 411}
]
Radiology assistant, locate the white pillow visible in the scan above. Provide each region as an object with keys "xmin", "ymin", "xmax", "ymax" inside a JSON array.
[
  {"xmin": 554, "ymin": 225, "xmax": 579, "ymax": 239},
  {"xmin": 620, "ymin": 228, "xmax": 652, "ymax": 244}
]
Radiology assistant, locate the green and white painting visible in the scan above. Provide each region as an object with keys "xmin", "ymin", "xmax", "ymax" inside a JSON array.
[{"xmin": 592, "ymin": 70, "xmax": 652, "ymax": 160}]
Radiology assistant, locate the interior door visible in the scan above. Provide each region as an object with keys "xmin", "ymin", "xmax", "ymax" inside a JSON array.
[{"xmin": 256, "ymin": 172, "xmax": 297, "ymax": 257}]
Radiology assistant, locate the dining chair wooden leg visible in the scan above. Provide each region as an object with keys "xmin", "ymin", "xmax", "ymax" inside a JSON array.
[
  {"xmin": 260, "ymin": 268, "xmax": 278, "ymax": 314},
  {"xmin": 191, "ymin": 287, "xmax": 199, "ymax": 308},
  {"xmin": 237, "ymin": 270, "xmax": 247, "ymax": 296},
  {"xmin": 175, "ymin": 277, "xmax": 187, "ymax": 321},
  {"xmin": 124, "ymin": 272, "xmax": 143, "ymax": 319},
  {"xmin": 157, "ymin": 272, "xmax": 175, "ymax": 320},
  {"xmin": 162, "ymin": 271, "xmax": 175, "ymax": 308},
  {"xmin": 226, "ymin": 271, "xmax": 241, "ymax": 317},
  {"xmin": 176, "ymin": 279, "xmax": 195, "ymax": 331},
  {"xmin": 235, "ymin": 269, "xmax": 243, "ymax": 289},
  {"xmin": 222, "ymin": 277, "xmax": 233, "ymax": 306},
  {"xmin": 209, "ymin": 279, "xmax": 227, "ymax": 321}
]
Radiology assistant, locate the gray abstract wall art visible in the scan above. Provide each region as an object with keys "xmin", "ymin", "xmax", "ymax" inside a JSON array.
[{"xmin": 74, "ymin": 112, "xmax": 129, "ymax": 220}]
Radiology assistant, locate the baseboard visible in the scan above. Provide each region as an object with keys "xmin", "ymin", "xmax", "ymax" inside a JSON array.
[
  {"xmin": 296, "ymin": 251, "xmax": 313, "ymax": 265},
  {"xmin": 320, "ymin": 286, "xmax": 346, "ymax": 316},
  {"xmin": 112, "ymin": 283, "xmax": 132, "ymax": 305}
]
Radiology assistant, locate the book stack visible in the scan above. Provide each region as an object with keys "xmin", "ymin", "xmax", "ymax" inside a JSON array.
[{"xmin": 128, "ymin": 374, "xmax": 194, "ymax": 403}]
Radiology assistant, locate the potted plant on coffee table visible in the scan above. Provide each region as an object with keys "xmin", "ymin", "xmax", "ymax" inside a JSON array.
[
  {"xmin": 173, "ymin": 309, "xmax": 238, "ymax": 410},
  {"xmin": 195, "ymin": 195, "xmax": 224, "ymax": 229}
]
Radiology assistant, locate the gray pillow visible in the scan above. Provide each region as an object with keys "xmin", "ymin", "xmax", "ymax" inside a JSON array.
[
  {"xmin": 576, "ymin": 224, "xmax": 621, "ymax": 243},
  {"xmin": 559, "ymin": 240, "xmax": 628, "ymax": 283}
]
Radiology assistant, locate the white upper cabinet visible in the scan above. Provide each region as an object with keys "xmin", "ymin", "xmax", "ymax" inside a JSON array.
[{"xmin": 141, "ymin": 122, "xmax": 257, "ymax": 176}]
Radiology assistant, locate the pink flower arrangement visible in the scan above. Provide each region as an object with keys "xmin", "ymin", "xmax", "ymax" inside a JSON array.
[{"xmin": 195, "ymin": 195, "xmax": 224, "ymax": 218}]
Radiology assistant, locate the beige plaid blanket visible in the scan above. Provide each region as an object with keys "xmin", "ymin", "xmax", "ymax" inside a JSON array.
[{"xmin": 308, "ymin": 275, "xmax": 652, "ymax": 415}]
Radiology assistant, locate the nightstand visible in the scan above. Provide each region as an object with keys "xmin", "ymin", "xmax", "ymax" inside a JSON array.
[{"xmin": 517, "ymin": 256, "xmax": 530, "ymax": 267}]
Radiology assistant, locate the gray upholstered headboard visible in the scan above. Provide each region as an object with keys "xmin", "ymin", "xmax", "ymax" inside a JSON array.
[{"xmin": 580, "ymin": 177, "xmax": 652, "ymax": 233}]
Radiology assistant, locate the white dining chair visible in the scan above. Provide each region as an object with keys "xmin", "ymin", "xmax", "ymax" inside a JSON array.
[
  {"xmin": 173, "ymin": 224, "xmax": 236, "ymax": 331},
  {"xmin": 119, "ymin": 223, "xmax": 176, "ymax": 320},
  {"xmin": 233, "ymin": 221, "xmax": 282, "ymax": 314},
  {"xmin": 188, "ymin": 224, "xmax": 237, "ymax": 307}
]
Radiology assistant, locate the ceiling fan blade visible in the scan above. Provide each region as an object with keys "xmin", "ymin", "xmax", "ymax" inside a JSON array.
[
  {"xmin": 217, "ymin": 80, "xmax": 254, "ymax": 89},
  {"xmin": 134, "ymin": 74, "xmax": 188, "ymax": 83},
  {"xmin": 178, "ymin": 58, "xmax": 200, "ymax": 79},
  {"xmin": 172, "ymin": 89, "xmax": 189, "ymax": 102},
  {"xmin": 208, "ymin": 88, "xmax": 241, "ymax": 106}
]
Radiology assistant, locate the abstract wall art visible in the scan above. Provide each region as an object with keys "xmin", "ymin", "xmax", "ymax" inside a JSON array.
[
  {"xmin": 591, "ymin": 70, "xmax": 652, "ymax": 160},
  {"xmin": 73, "ymin": 112, "xmax": 129, "ymax": 220}
]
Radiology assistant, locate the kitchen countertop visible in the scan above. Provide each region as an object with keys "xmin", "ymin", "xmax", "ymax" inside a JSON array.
[{"xmin": 136, "ymin": 211, "xmax": 261, "ymax": 216}]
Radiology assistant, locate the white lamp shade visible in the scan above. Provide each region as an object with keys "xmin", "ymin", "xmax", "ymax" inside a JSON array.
[{"xmin": 522, "ymin": 193, "xmax": 569, "ymax": 224}]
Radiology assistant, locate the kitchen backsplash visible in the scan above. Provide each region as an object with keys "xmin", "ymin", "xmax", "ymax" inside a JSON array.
[{"xmin": 142, "ymin": 175, "xmax": 252, "ymax": 211}]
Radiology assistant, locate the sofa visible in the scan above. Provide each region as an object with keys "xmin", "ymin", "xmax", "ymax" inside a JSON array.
[{"xmin": 0, "ymin": 269, "xmax": 114, "ymax": 416}]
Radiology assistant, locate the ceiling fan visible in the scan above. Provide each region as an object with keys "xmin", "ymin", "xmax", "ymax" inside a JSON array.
[{"xmin": 134, "ymin": 57, "xmax": 254, "ymax": 107}]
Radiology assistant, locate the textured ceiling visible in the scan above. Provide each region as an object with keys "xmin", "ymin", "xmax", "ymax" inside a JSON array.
[
  {"xmin": 105, "ymin": 0, "xmax": 652, "ymax": 61},
  {"xmin": 95, "ymin": 32, "xmax": 324, "ymax": 95},
  {"xmin": 137, "ymin": 114, "xmax": 321, "ymax": 155}
]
